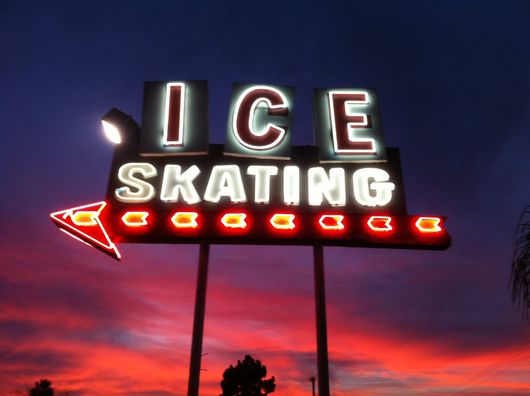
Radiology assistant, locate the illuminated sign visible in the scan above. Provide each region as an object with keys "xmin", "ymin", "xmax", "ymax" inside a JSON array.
[
  {"xmin": 313, "ymin": 88, "xmax": 387, "ymax": 162},
  {"xmin": 140, "ymin": 81, "xmax": 209, "ymax": 155},
  {"xmin": 224, "ymin": 84, "xmax": 294, "ymax": 159},
  {"xmin": 51, "ymin": 81, "xmax": 451, "ymax": 259}
]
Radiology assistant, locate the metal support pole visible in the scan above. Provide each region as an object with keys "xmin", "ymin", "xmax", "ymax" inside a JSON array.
[
  {"xmin": 187, "ymin": 242, "xmax": 210, "ymax": 396},
  {"xmin": 313, "ymin": 244, "xmax": 330, "ymax": 396}
]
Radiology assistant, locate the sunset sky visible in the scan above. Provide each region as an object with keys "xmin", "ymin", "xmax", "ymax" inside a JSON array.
[{"xmin": 1, "ymin": 1, "xmax": 530, "ymax": 395}]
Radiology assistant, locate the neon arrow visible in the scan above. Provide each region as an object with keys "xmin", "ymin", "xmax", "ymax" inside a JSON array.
[
  {"xmin": 415, "ymin": 217, "xmax": 442, "ymax": 233},
  {"xmin": 171, "ymin": 212, "xmax": 199, "ymax": 229},
  {"xmin": 221, "ymin": 213, "xmax": 247, "ymax": 229},
  {"xmin": 367, "ymin": 216, "xmax": 393, "ymax": 232},
  {"xmin": 121, "ymin": 211, "xmax": 150, "ymax": 227},
  {"xmin": 319, "ymin": 214, "xmax": 345, "ymax": 230},
  {"xmin": 50, "ymin": 201, "xmax": 120, "ymax": 260},
  {"xmin": 270, "ymin": 213, "xmax": 296, "ymax": 230}
]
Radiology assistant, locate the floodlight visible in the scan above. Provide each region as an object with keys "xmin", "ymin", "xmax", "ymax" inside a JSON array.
[{"xmin": 101, "ymin": 108, "xmax": 140, "ymax": 145}]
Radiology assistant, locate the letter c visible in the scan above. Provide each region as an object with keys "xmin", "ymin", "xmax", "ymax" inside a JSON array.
[{"xmin": 232, "ymin": 86, "xmax": 289, "ymax": 150}]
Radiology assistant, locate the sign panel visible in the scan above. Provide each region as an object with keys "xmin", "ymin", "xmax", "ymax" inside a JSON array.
[
  {"xmin": 108, "ymin": 145, "xmax": 406, "ymax": 214},
  {"xmin": 99, "ymin": 142, "xmax": 448, "ymax": 251},
  {"xmin": 50, "ymin": 81, "xmax": 451, "ymax": 260}
]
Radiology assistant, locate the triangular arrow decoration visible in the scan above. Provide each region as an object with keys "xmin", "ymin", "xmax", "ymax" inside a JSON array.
[{"xmin": 50, "ymin": 201, "xmax": 120, "ymax": 260}]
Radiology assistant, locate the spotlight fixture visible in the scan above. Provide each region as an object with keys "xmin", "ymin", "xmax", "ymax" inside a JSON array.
[{"xmin": 101, "ymin": 108, "xmax": 140, "ymax": 145}]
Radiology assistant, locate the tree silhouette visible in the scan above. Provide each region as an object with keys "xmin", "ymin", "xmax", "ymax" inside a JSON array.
[
  {"xmin": 220, "ymin": 355, "xmax": 276, "ymax": 396},
  {"xmin": 511, "ymin": 205, "xmax": 530, "ymax": 318},
  {"xmin": 28, "ymin": 379, "xmax": 54, "ymax": 396}
]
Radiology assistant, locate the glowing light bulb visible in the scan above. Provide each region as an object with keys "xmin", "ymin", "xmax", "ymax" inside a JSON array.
[{"xmin": 102, "ymin": 120, "xmax": 122, "ymax": 144}]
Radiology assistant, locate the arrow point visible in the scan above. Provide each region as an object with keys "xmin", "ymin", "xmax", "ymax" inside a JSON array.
[{"xmin": 50, "ymin": 201, "xmax": 120, "ymax": 260}]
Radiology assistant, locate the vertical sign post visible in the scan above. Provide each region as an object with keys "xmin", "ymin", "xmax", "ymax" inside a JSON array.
[
  {"xmin": 314, "ymin": 244, "xmax": 330, "ymax": 396},
  {"xmin": 187, "ymin": 242, "xmax": 210, "ymax": 396}
]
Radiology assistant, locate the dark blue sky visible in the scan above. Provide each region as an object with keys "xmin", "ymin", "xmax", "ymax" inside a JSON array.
[{"xmin": 1, "ymin": 1, "xmax": 529, "ymax": 395}]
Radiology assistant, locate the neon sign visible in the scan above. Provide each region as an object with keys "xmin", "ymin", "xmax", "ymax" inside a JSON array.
[
  {"xmin": 51, "ymin": 81, "xmax": 451, "ymax": 259},
  {"xmin": 113, "ymin": 162, "xmax": 396, "ymax": 207}
]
